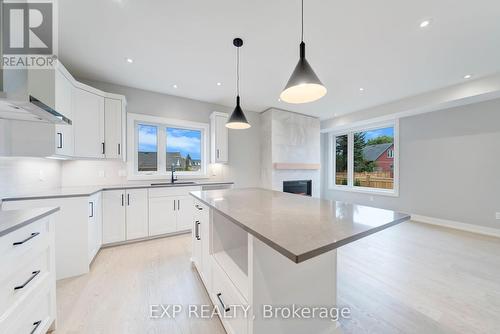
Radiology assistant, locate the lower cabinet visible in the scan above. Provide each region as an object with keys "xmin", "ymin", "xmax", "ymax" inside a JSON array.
[
  {"xmin": 148, "ymin": 186, "xmax": 199, "ymax": 237},
  {"xmin": 102, "ymin": 189, "xmax": 148, "ymax": 244},
  {"xmin": 87, "ymin": 192, "xmax": 102, "ymax": 264},
  {"xmin": 0, "ymin": 216, "xmax": 57, "ymax": 334}
]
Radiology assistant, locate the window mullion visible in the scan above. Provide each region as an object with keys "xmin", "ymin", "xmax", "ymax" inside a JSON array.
[{"xmin": 158, "ymin": 126, "xmax": 166, "ymax": 174}]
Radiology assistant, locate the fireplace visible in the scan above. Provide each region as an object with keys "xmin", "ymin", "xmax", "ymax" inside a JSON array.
[{"xmin": 283, "ymin": 180, "xmax": 312, "ymax": 197}]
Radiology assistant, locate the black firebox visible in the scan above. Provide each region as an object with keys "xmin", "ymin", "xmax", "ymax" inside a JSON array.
[{"xmin": 283, "ymin": 180, "xmax": 312, "ymax": 197}]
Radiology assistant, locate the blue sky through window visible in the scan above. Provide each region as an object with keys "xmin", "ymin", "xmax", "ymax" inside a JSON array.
[
  {"xmin": 138, "ymin": 125, "xmax": 157, "ymax": 152},
  {"xmin": 363, "ymin": 127, "xmax": 394, "ymax": 142},
  {"xmin": 166, "ymin": 128, "xmax": 201, "ymax": 160}
]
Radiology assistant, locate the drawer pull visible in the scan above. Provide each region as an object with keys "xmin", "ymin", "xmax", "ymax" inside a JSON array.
[
  {"xmin": 31, "ymin": 320, "xmax": 42, "ymax": 334},
  {"xmin": 14, "ymin": 270, "xmax": 40, "ymax": 290},
  {"xmin": 195, "ymin": 204, "xmax": 203, "ymax": 211},
  {"xmin": 195, "ymin": 221, "xmax": 201, "ymax": 240},
  {"xmin": 216, "ymin": 293, "xmax": 230, "ymax": 313},
  {"xmin": 13, "ymin": 232, "xmax": 40, "ymax": 246}
]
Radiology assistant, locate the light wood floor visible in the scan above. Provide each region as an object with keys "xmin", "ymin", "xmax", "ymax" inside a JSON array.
[{"xmin": 54, "ymin": 222, "xmax": 500, "ymax": 334}]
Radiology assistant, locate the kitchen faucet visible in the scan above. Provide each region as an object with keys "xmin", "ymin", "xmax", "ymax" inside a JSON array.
[{"xmin": 171, "ymin": 164, "xmax": 178, "ymax": 183}]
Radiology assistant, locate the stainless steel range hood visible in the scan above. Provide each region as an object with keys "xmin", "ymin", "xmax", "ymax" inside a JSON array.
[{"xmin": 0, "ymin": 69, "xmax": 72, "ymax": 125}]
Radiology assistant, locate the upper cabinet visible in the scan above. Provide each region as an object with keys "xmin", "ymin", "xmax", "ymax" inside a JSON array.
[
  {"xmin": 2, "ymin": 61, "xmax": 127, "ymax": 160},
  {"xmin": 104, "ymin": 98, "xmax": 124, "ymax": 160},
  {"xmin": 73, "ymin": 88, "xmax": 105, "ymax": 159},
  {"xmin": 210, "ymin": 112, "xmax": 229, "ymax": 163}
]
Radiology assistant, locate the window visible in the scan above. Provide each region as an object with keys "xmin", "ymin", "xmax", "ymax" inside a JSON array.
[
  {"xmin": 166, "ymin": 127, "xmax": 202, "ymax": 172},
  {"xmin": 335, "ymin": 134, "xmax": 348, "ymax": 186},
  {"xmin": 128, "ymin": 113, "xmax": 208, "ymax": 179},
  {"xmin": 329, "ymin": 122, "xmax": 398, "ymax": 195},
  {"xmin": 138, "ymin": 125, "xmax": 158, "ymax": 172}
]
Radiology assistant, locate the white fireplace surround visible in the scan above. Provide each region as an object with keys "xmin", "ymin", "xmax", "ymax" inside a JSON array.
[{"xmin": 260, "ymin": 108, "xmax": 321, "ymax": 198}]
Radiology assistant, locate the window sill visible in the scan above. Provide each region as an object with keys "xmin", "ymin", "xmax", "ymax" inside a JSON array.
[{"xmin": 328, "ymin": 185, "xmax": 399, "ymax": 197}]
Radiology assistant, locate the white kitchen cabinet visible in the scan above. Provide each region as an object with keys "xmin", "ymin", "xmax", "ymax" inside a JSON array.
[
  {"xmin": 102, "ymin": 189, "xmax": 148, "ymax": 244},
  {"xmin": 88, "ymin": 192, "xmax": 102, "ymax": 264},
  {"xmin": 148, "ymin": 197, "xmax": 177, "ymax": 236},
  {"xmin": 192, "ymin": 199, "xmax": 210, "ymax": 288},
  {"xmin": 104, "ymin": 98, "xmax": 123, "ymax": 160},
  {"xmin": 210, "ymin": 112, "xmax": 229, "ymax": 163},
  {"xmin": 148, "ymin": 186, "xmax": 199, "ymax": 237},
  {"xmin": 73, "ymin": 87, "xmax": 105, "ymax": 159},
  {"xmin": 54, "ymin": 69, "xmax": 74, "ymax": 157},
  {"xmin": 102, "ymin": 190, "xmax": 127, "ymax": 244},
  {"xmin": 177, "ymin": 196, "xmax": 195, "ymax": 230},
  {"xmin": 125, "ymin": 189, "xmax": 149, "ymax": 240}
]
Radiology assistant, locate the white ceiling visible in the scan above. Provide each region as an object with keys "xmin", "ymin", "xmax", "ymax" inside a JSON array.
[{"xmin": 59, "ymin": 0, "xmax": 500, "ymax": 120}]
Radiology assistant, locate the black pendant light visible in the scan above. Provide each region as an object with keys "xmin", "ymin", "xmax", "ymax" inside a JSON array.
[
  {"xmin": 280, "ymin": 0, "xmax": 327, "ymax": 104},
  {"xmin": 226, "ymin": 38, "xmax": 251, "ymax": 130}
]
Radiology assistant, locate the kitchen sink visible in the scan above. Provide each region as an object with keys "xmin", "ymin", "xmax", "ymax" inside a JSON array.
[{"xmin": 150, "ymin": 182, "xmax": 197, "ymax": 186}]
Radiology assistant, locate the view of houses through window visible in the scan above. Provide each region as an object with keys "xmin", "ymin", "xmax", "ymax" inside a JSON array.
[
  {"xmin": 138, "ymin": 124, "xmax": 158, "ymax": 172},
  {"xmin": 166, "ymin": 127, "xmax": 202, "ymax": 172},
  {"xmin": 334, "ymin": 125, "xmax": 396, "ymax": 191},
  {"xmin": 137, "ymin": 124, "xmax": 203, "ymax": 174}
]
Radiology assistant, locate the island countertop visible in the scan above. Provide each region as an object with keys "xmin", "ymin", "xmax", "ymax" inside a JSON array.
[{"xmin": 190, "ymin": 188, "xmax": 411, "ymax": 263}]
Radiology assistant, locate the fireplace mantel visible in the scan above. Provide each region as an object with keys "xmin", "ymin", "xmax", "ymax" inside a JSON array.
[{"xmin": 273, "ymin": 163, "xmax": 321, "ymax": 170}]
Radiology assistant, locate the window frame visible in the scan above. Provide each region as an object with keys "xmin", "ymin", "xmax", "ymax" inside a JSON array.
[
  {"xmin": 328, "ymin": 120, "xmax": 399, "ymax": 197},
  {"xmin": 127, "ymin": 113, "xmax": 209, "ymax": 180}
]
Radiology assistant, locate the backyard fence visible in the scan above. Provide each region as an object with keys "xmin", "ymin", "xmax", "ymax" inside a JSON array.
[{"xmin": 335, "ymin": 171, "xmax": 394, "ymax": 189}]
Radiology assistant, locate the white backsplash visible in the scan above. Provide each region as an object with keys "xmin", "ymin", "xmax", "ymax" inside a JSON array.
[
  {"xmin": 0, "ymin": 157, "xmax": 62, "ymax": 198},
  {"xmin": 261, "ymin": 109, "xmax": 321, "ymax": 197}
]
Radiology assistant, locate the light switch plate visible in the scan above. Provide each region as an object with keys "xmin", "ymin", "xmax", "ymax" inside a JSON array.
[{"xmin": 98, "ymin": 170, "xmax": 105, "ymax": 178}]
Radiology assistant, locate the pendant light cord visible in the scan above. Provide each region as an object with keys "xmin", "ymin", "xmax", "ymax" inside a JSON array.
[
  {"xmin": 301, "ymin": 0, "xmax": 304, "ymax": 42},
  {"xmin": 236, "ymin": 46, "xmax": 240, "ymax": 96}
]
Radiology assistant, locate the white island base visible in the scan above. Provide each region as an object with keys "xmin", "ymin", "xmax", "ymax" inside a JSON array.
[{"xmin": 192, "ymin": 202, "xmax": 341, "ymax": 334}]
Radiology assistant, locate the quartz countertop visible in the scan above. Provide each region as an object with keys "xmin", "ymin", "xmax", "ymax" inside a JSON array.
[
  {"xmin": 0, "ymin": 207, "xmax": 60, "ymax": 237},
  {"xmin": 1, "ymin": 181, "xmax": 234, "ymax": 202},
  {"xmin": 190, "ymin": 188, "xmax": 411, "ymax": 263}
]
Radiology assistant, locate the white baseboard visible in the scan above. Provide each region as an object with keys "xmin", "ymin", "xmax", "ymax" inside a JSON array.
[{"xmin": 411, "ymin": 214, "xmax": 500, "ymax": 238}]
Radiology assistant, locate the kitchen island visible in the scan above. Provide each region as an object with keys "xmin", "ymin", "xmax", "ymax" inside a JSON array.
[{"xmin": 190, "ymin": 188, "xmax": 410, "ymax": 334}]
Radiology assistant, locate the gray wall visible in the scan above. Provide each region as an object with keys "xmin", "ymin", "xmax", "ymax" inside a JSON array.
[
  {"xmin": 321, "ymin": 98, "xmax": 500, "ymax": 230},
  {"xmin": 63, "ymin": 79, "xmax": 261, "ymax": 188}
]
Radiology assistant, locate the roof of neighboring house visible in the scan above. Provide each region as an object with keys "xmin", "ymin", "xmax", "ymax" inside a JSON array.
[{"xmin": 362, "ymin": 143, "xmax": 393, "ymax": 161}]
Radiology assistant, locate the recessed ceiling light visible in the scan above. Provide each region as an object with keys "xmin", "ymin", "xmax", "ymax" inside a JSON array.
[
  {"xmin": 359, "ymin": 88, "xmax": 365, "ymax": 92},
  {"xmin": 173, "ymin": 84, "xmax": 178, "ymax": 89},
  {"xmin": 419, "ymin": 19, "xmax": 431, "ymax": 28},
  {"xmin": 125, "ymin": 58, "xmax": 134, "ymax": 63},
  {"xmin": 463, "ymin": 74, "xmax": 472, "ymax": 79},
  {"xmin": 217, "ymin": 82, "xmax": 222, "ymax": 86}
]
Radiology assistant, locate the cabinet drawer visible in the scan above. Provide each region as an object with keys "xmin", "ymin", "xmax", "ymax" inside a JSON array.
[
  {"xmin": 149, "ymin": 186, "xmax": 201, "ymax": 198},
  {"xmin": 0, "ymin": 242, "xmax": 52, "ymax": 317},
  {"xmin": 211, "ymin": 258, "xmax": 248, "ymax": 334},
  {"xmin": 0, "ymin": 275, "xmax": 54, "ymax": 334},
  {"xmin": 0, "ymin": 218, "xmax": 50, "ymax": 267}
]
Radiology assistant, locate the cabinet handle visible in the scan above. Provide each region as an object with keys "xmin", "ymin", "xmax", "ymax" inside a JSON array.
[
  {"xmin": 14, "ymin": 270, "xmax": 40, "ymax": 290},
  {"xmin": 118, "ymin": 143, "xmax": 121, "ymax": 155},
  {"xmin": 102, "ymin": 142, "xmax": 105, "ymax": 155},
  {"xmin": 121, "ymin": 194, "xmax": 124, "ymax": 206},
  {"xmin": 173, "ymin": 200, "xmax": 176, "ymax": 211},
  {"xmin": 57, "ymin": 132, "xmax": 63, "ymax": 149},
  {"xmin": 127, "ymin": 194, "xmax": 130, "ymax": 206},
  {"xmin": 89, "ymin": 201, "xmax": 94, "ymax": 218},
  {"xmin": 216, "ymin": 293, "xmax": 230, "ymax": 313},
  {"xmin": 195, "ymin": 204, "xmax": 203, "ymax": 211},
  {"xmin": 217, "ymin": 149, "xmax": 220, "ymax": 159},
  {"xmin": 178, "ymin": 200, "xmax": 180, "ymax": 211},
  {"xmin": 31, "ymin": 320, "xmax": 42, "ymax": 334},
  {"xmin": 13, "ymin": 232, "xmax": 40, "ymax": 246},
  {"xmin": 195, "ymin": 221, "xmax": 201, "ymax": 240}
]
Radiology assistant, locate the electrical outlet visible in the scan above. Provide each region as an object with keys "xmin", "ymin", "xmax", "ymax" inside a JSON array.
[
  {"xmin": 369, "ymin": 196, "xmax": 374, "ymax": 202},
  {"xmin": 98, "ymin": 170, "xmax": 106, "ymax": 178},
  {"xmin": 496, "ymin": 212, "xmax": 500, "ymax": 220}
]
